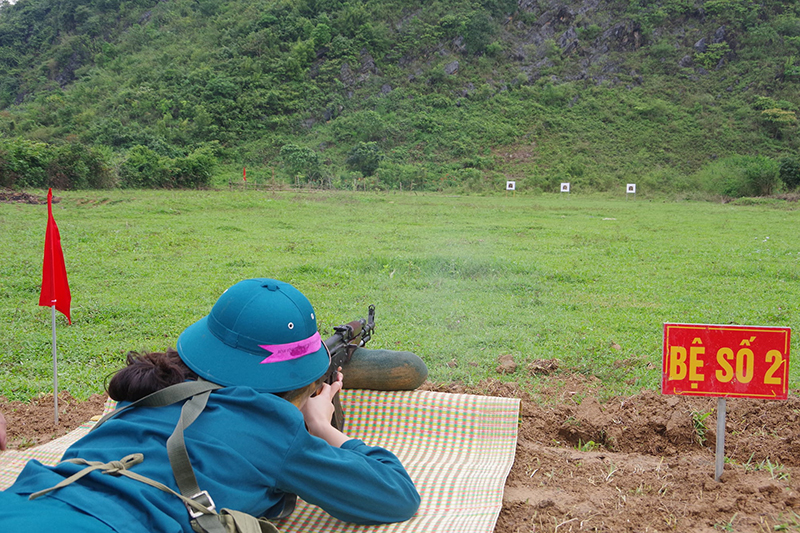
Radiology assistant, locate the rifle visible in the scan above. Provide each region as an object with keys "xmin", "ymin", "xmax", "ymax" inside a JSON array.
[{"xmin": 323, "ymin": 304, "xmax": 376, "ymax": 431}]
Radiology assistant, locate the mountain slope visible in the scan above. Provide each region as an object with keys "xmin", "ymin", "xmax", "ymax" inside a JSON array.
[{"xmin": 0, "ymin": 0, "xmax": 798, "ymax": 192}]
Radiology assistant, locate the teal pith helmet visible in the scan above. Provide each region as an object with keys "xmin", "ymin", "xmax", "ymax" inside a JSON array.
[{"xmin": 177, "ymin": 279, "xmax": 329, "ymax": 393}]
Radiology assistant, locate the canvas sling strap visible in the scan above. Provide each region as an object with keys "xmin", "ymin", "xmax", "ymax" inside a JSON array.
[{"xmin": 28, "ymin": 380, "xmax": 291, "ymax": 533}]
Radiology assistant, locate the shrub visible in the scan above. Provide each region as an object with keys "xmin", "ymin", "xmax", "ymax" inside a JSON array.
[
  {"xmin": 737, "ymin": 157, "xmax": 780, "ymax": 196},
  {"xmin": 482, "ymin": 0, "xmax": 517, "ymax": 18},
  {"xmin": 330, "ymin": 110, "xmax": 388, "ymax": 143},
  {"xmin": 172, "ymin": 147, "xmax": 217, "ymax": 188},
  {"xmin": 119, "ymin": 145, "xmax": 171, "ymax": 188},
  {"xmin": 311, "ymin": 23, "xmax": 332, "ymax": 48},
  {"xmin": 463, "ymin": 12, "xmax": 494, "ymax": 55},
  {"xmin": 346, "ymin": 141, "xmax": 384, "ymax": 177},
  {"xmin": 664, "ymin": 0, "xmax": 693, "ymax": 16},
  {"xmin": 540, "ymin": 83, "xmax": 568, "ymax": 106},
  {"xmin": 486, "ymin": 41, "xmax": 503, "ymax": 56},
  {"xmin": 46, "ymin": 142, "xmax": 114, "ymax": 189},
  {"xmin": 649, "ymin": 39, "xmax": 676, "ymax": 59},
  {"xmin": 760, "ymin": 108, "xmax": 798, "ymax": 138},
  {"xmin": 695, "ymin": 155, "xmax": 780, "ymax": 197},
  {"xmin": 0, "ymin": 139, "xmax": 113, "ymax": 189},
  {"xmin": 374, "ymin": 162, "xmax": 425, "ymax": 190},
  {"xmin": 579, "ymin": 24, "xmax": 602, "ymax": 42},
  {"xmin": 702, "ymin": 0, "xmax": 758, "ymax": 28},
  {"xmin": 0, "ymin": 138, "xmax": 50, "ymax": 188},
  {"xmin": 118, "ymin": 145, "xmax": 216, "ymax": 189},
  {"xmin": 452, "ymin": 167, "xmax": 485, "ymax": 192},
  {"xmin": 279, "ymin": 143, "xmax": 322, "ymax": 182},
  {"xmin": 772, "ymin": 15, "xmax": 800, "ymax": 37},
  {"xmin": 779, "ymin": 156, "xmax": 800, "ymax": 189},
  {"xmin": 694, "ymin": 42, "xmax": 730, "ymax": 69}
]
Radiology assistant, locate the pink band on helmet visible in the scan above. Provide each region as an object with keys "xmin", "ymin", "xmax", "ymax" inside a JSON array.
[{"xmin": 259, "ymin": 332, "xmax": 322, "ymax": 363}]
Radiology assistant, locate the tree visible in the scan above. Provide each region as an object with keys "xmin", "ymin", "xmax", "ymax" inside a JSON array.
[
  {"xmin": 346, "ymin": 141, "xmax": 383, "ymax": 177},
  {"xmin": 760, "ymin": 108, "xmax": 797, "ymax": 139},
  {"xmin": 119, "ymin": 145, "xmax": 170, "ymax": 188},
  {"xmin": 779, "ymin": 156, "xmax": 800, "ymax": 190},
  {"xmin": 280, "ymin": 143, "xmax": 322, "ymax": 182},
  {"xmin": 463, "ymin": 12, "xmax": 494, "ymax": 55}
]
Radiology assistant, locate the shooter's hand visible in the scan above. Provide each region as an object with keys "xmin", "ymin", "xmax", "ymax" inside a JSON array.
[{"xmin": 301, "ymin": 371, "xmax": 348, "ymax": 448}]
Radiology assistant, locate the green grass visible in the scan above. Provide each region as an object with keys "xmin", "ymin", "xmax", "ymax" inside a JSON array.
[{"xmin": 1, "ymin": 189, "xmax": 798, "ymax": 401}]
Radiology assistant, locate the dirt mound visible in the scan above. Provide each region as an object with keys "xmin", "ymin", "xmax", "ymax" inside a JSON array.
[
  {"xmin": 423, "ymin": 377, "xmax": 800, "ymax": 532},
  {"xmin": 0, "ymin": 190, "xmax": 55, "ymax": 205},
  {"xmin": 3, "ymin": 379, "xmax": 799, "ymax": 532}
]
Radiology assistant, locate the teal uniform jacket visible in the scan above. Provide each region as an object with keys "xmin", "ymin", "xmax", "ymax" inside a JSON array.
[{"xmin": 3, "ymin": 386, "xmax": 420, "ymax": 533}]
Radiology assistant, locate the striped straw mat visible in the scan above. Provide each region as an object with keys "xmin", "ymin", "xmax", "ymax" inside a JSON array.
[{"xmin": 1, "ymin": 389, "xmax": 520, "ymax": 533}]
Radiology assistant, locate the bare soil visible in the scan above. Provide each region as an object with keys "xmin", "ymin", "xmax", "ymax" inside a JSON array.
[
  {"xmin": 0, "ymin": 190, "xmax": 54, "ymax": 204},
  {"xmin": 3, "ymin": 376, "xmax": 799, "ymax": 532},
  {"xmin": 1, "ymin": 392, "xmax": 107, "ymax": 448}
]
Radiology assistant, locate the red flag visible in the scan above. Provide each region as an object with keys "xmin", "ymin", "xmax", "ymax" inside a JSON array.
[
  {"xmin": 243, "ymin": 167, "xmax": 247, "ymax": 181},
  {"xmin": 39, "ymin": 188, "xmax": 71, "ymax": 324}
]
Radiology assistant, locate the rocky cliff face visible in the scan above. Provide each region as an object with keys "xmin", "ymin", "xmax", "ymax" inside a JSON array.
[
  {"xmin": 379, "ymin": 0, "xmax": 745, "ymax": 93},
  {"xmin": 503, "ymin": 0, "xmax": 724, "ymax": 86}
]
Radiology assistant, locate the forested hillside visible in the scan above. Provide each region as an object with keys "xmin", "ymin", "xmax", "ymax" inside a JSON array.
[{"xmin": 1, "ymin": 0, "xmax": 799, "ymax": 194}]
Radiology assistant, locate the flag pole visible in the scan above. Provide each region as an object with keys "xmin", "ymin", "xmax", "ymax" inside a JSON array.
[
  {"xmin": 39, "ymin": 188, "xmax": 71, "ymax": 426},
  {"xmin": 51, "ymin": 304, "xmax": 58, "ymax": 424}
]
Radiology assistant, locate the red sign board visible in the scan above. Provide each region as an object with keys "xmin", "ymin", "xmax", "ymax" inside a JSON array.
[{"xmin": 662, "ymin": 323, "xmax": 791, "ymax": 400}]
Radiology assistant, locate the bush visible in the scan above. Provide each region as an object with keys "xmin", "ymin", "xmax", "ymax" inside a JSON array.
[
  {"xmin": 779, "ymin": 156, "xmax": 800, "ymax": 190},
  {"xmin": 463, "ymin": 12, "xmax": 494, "ymax": 55},
  {"xmin": 279, "ymin": 143, "xmax": 322, "ymax": 183},
  {"xmin": 0, "ymin": 139, "xmax": 113, "ymax": 189},
  {"xmin": 46, "ymin": 142, "xmax": 114, "ymax": 189},
  {"xmin": 760, "ymin": 108, "xmax": 798, "ymax": 139},
  {"xmin": 374, "ymin": 162, "xmax": 425, "ymax": 190},
  {"xmin": 736, "ymin": 157, "xmax": 780, "ymax": 196},
  {"xmin": 702, "ymin": 0, "xmax": 757, "ymax": 28},
  {"xmin": 0, "ymin": 138, "xmax": 50, "ymax": 188},
  {"xmin": 486, "ymin": 41, "xmax": 503, "ymax": 57},
  {"xmin": 772, "ymin": 15, "xmax": 800, "ymax": 37},
  {"xmin": 694, "ymin": 155, "xmax": 780, "ymax": 197},
  {"xmin": 330, "ymin": 110, "xmax": 388, "ymax": 143},
  {"xmin": 119, "ymin": 145, "xmax": 217, "ymax": 189},
  {"xmin": 119, "ymin": 145, "xmax": 171, "ymax": 188},
  {"xmin": 452, "ymin": 167, "xmax": 485, "ymax": 192},
  {"xmin": 346, "ymin": 141, "xmax": 384, "ymax": 177},
  {"xmin": 172, "ymin": 147, "xmax": 217, "ymax": 188},
  {"xmin": 579, "ymin": 24, "xmax": 602, "ymax": 42},
  {"xmin": 694, "ymin": 42, "xmax": 730, "ymax": 69}
]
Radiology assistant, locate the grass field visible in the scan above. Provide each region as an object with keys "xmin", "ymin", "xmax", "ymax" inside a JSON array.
[{"xmin": 1, "ymin": 189, "xmax": 798, "ymax": 402}]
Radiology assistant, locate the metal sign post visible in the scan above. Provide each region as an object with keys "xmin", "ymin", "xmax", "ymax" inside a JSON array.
[
  {"xmin": 715, "ymin": 397, "xmax": 726, "ymax": 481},
  {"xmin": 662, "ymin": 323, "xmax": 791, "ymax": 481}
]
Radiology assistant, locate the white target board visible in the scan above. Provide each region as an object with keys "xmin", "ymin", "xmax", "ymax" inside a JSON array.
[
  {"xmin": 506, "ymin": 181, "xmax": 516, "ymax": 191},
  {"xmin": 627, "ymin": 183, "xmax": 636, "ymax": 193},
  {"xmin": 561, "ymin": 182, "xmax": 570, "ymax": 192}
]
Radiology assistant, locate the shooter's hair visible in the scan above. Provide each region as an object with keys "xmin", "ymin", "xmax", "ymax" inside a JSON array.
[
  {"xmin": 106, "ymin": 348, "xmax": 198, "ymax": 402},
  {"xmin": 106, "ymin": 348, "xmax": 324, "ymax": 404}
]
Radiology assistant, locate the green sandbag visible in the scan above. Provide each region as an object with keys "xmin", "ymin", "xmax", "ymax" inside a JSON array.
[{"xmin": 341, "ymin": 348, "xmax": 428, "ymax": 391}]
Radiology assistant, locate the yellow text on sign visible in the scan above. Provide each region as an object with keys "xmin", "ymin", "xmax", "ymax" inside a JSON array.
[{"xmin": 667, "ymin": 345, "xmax": 785, "ymax": 387}]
